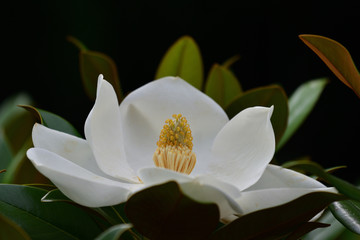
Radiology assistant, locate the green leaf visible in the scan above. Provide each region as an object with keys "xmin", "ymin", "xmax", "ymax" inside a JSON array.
[
  {"xmin": 0, "ymin": 93, "xmax": 32, "ymax": 127},
  {"xmin": 68, "ymin": 36, "xmax": 123, "ymax": 102},
  {"xmin": 303, "ymin": 209, "xmax": 347, "ymax": 240},
  {"xmin": 0, "ymin": 93, "xmax": 33, "ymax": 154},
  {"xmin": 0, "ymin": 131, "xmax": 12, "ymax": 182},
  {"xmin": 21, "ymin": 105, "xmax": 81, "ymax": 137},
  {"xmin": 155, "ymin": 36, "xmax": 204, "ymax": 89},
  {"xmin": 41, "ymin": 189, "xmax": 72, "ymax": 203},
  {"xmin": 225, "ymin": 85, "xmax": 289, "ymax": 144},
  {"xmin": 222, "ymin": 54, "xmax": 241, "ymax": 69},
  {"xmin": 286, "ymin": 222, "xmax": 330, "ymax": 240},
  {"xmin": 95, "ymin": 224, "xmax": 133, "ymax": 240},
  {"xmin": 125, "ymin": 181, "xmax": 219, "ymax": 240},
  {"xmin": 0, "ymin": 184, "xmax": 108, "ymax": 239},
  {"xmin": 300, "ymin": 34, "xmax": 360, "ymax": 98},
  {"xmin": 283, "ymin": 160, "xmax": 360, "ymax": 202},
  {"xmin": 80, "ymin": 51, "xmax": 122, "ymax": 102},
  {"xmin": 210, "ymin": 192, "xmax": 345, "ymax": 240},
  {"xmin": 277, "ymin": 78, "xmax": 328, "ymax": 150},
  {"xmin": 0, "ymin": 213, "xmax": 31, "ymax": 240},
  {"xmin": 205, "ymin": 64, "xmax": 242, "ymax": 108},
  {"xmin": 330, "ymin": 200, "xmax": 360, "ymax": 234}
]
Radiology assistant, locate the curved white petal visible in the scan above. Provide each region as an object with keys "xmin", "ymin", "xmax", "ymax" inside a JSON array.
[
  {"xmin": 246, "ymin": 164, "xmax": 328, "ymax": 191},
  {"xmin": 27, "ymin": 148, "xmax": 141, "ymax": 207},
  {"xmin": 138, "ymin": 167, "xmax": 193, "ymax": 186},
  {"xmin": 119, "ymin": 77, "xmax": 229, "ymax": 175},
  {"xmin": 180, "ymin": 181, "xmax": 242, "ymax": 218},
  {"xmin": 139, "ymin": 167, "xmax": 242, "ymax": 218},
  {"xmin": 235, "ymin": 187, "xmax": 336, "ymax": 215},
  {"xmin": 32, "ymin": 123, "xmax": 110, "ymax": 178},
  {"xmin": 85, "ymin": 75, "xmax": 138, "ymax": 183},
  {"xmin": 209, "ymin": 106, "xmax": 275, "ymax": 190}
]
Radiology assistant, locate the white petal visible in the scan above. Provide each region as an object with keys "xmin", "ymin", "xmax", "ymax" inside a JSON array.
[
  {"xmin": 180, "ymin": 181, "xmax": 242, "ymax": 218},
  {"xmin": 209, "ymin": 106, "xmax": 275, "ymax": 190},
  {"xmin": 119, "ymin": 77, "xmax": 229, "ymax": 175},
  {"xmin": 246, "ymin": 164, "xmax": 328, "ymax": 190},
  {"xmin": 85, "ymin": 75, "xmax": 138, "ymax": 183},
  {"xmin": 236, "ymin": 187, "xmax": 336, "ymax": 215},
  {"xmin": 139, "ymin": 167, "xmax": 242, "ymax": 218},
  {"xmin": 138, "ymin": 167, "xmax": 192, "ymax": 186},
  {"xmin": 27, "ymin": 148, "xmax": 141, "ymax": 207},
  {"xmin": 32, "ymin": 123, "xmax": 109, "ymax": 178}
]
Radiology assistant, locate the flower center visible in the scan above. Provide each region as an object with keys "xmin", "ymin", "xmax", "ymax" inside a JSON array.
[{"xmin": 153, "ymin": 114, "xmax": 196, "ymax": 174}]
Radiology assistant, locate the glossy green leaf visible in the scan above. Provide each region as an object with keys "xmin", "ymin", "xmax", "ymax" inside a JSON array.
[
  {"xmin": 277, "ymin": 78, "xmax": 328, "ymax": 150},
  {"xmin": 0, "ymin": 131, "xmax": 12, "ymax": 182},
  {"xmin": 155, "ymin": 36, "xmax": 204, "ymax": 89},
  {"xmin": 222, "ymin": 55, "xmax": 241, "ymax": 69},
  {"xmin": 1, "ymin": 138, "xmax": 36, "ymax": 184},
  {"xmin": 283, "ymin": 160, "xmax": 360, "ymax": 202},
  {"xmin": 125, "ymin": 181, "xmax": 219, "ymax": 240},
  {"xmin": 80, "ymin": 51, "xmax": 123, "ymax": 102},
  {"xmin": 0, "ymin": 93, "xmax": 32, "ymax": 127},
  {"xmin": 330, "ymin": 200, "xmax": 360, "ymax": 234},
  {"xmin": 95, "ymin": 224, "xmax": 133, "ymax": 240},
  {"xmin": 41, "ymin": 189, "xmax": 72, "ymax": 203},
  {"xmin": 205, "ymin": 64, "xmax": 242, "ymax": 108},
  {"xmin": 21, "ymin": 105, "xmax": 81, "ymax": 137},
  {"xmin": 300, "ymin": 34, "xmax": 360, "ymax": 98},
  {"xmin": 0, "ymin": 184, "xmax": 108, "ymax": 239},
  {"xmin": 68, "ymin": 36, "xmax": 122, "ymax": 102},
  {"xmin": 210, "ymin": 192, "xmax": 345, "ymax": 240},
  {"xmin": 225, "ymin": 85, "xmax": 288, "ymax": 144},
  {"xmin": 0, "ymin": 94, "xmax": 41, "ymax": 184},
  {"xmin": 0, "ymin": 213, "xmax": 31, "ymax": 240},
  {"xmin": 286, "ymin": 222, "xmax": 330, "ymax": 240},
  {"xmin": 303, "ymin": 209, "xmax": 347, "ymax": 240},
  {"xmin": 0, "ymin": 93, "xmax": 33, "ymax": 154}
]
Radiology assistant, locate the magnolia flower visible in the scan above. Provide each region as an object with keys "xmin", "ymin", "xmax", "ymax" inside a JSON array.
[{"xmin": 27, "ymin": 75, "xmax": 333, "ymax": 218}]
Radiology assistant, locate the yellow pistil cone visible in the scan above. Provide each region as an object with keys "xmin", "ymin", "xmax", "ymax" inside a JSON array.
[{"xmin": 153, "ymin": 114, "xmax": 196, "ymax": 174}]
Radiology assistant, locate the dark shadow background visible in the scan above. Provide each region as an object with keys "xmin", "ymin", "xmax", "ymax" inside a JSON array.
[{"xmin": 2, "ymin": 1, "xmax": 360, "ymax": 182}]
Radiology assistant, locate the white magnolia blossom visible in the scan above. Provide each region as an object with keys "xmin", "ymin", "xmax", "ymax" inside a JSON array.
[{"xmin": 27, "ymin": 75, "xmax": 334, "ymax": 218}]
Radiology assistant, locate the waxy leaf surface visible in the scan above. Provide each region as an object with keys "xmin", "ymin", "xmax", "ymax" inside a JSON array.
[
  {"xmin": 277, "ymin": 78, "xmax": 328, "ymax": 150},
  {"xmin": 155, "ymin": 36, "xmax": 204, "ymax": 89},
  {"xmin": 125, "ymin": 181, "xmax": 219, "ymax": 240},
  {"xmin": 0, "ymin": 184, "xmax": 108, "ymax": 240},
  {"xmin": 210, "ymin": 192, "xmax": 345, "ymax": 240},
  {"xmin": 205, "ymin": 64, "xmax": 242, "ymax": 108},
  {"xmin": 330, "ymin": 200, "xmax": 360, "ymax": 234},
  {"xmin": 300, "ymin": 34, "xmax": 360, "ymax": 98}
]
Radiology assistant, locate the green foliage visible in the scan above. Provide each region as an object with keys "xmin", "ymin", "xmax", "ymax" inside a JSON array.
[
  {"xmin": 68, "ymin": 36, "xmax": 123, "ymax": 102},
  {"xmin": 0, "ymin": 94, "xmax": 48, "ymax": 184},
  {"xmin": 225, "ymin": 85, "xmax": 288, "ymax": 144},
  {"xmin": 210, "ymin": 191, "xmax": 344, "ymax": 239},
  {"xmin": 283, "ymin": 160, "xmax": 360, "ymax": 201},
  {"xmin": 0, "ymin": 184, "xmax": 110, "ymax": 239},
  {"xmin": 0, "ymin": 213, "xmax": 31, "ymax": 240},
  {"xmin": 94, "ymin": 224, "xmax": 133, "ymax": 240},
  {"xmin": 283, "ymin": 159, "xmax": 360, "ymax": 235},
  {"xmin": 330, "ymin": 200, "xmax": 360, "ymax": 234},
  {"xmin": 21, "ymin": 105, "xmax": 81, "ymax": 137},
  {"xmin": 300, "ymin": 34, "xmax": 360, "ymax": 98},
  {"xmin": 155, "ymin": 36, "xmax": 204, "ymax": 90},
  {"xmin": 125, "ymin": 181, "xmax": 220, "ymax": 240},
  {"xmin": 205, "ymin": 63, "xmax": 243, "ymax": 108},
  {"xmin": 277, "ymin": 78, "xmax": 328, "ymax": 150}
]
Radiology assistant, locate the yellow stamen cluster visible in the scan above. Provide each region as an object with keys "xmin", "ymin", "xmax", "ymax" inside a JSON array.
[
  {"xmin": 157, "ymin": 114, "xmax": 193, "ymax": 150},
  {"xmin": 153, "ymin": 114, "xmax": 196, "ymax": 175}
]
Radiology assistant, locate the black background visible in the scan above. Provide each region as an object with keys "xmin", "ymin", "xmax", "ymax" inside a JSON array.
[{"xmin": 2, "ymin": 1, "xmax": 360, "ymax": 181}]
